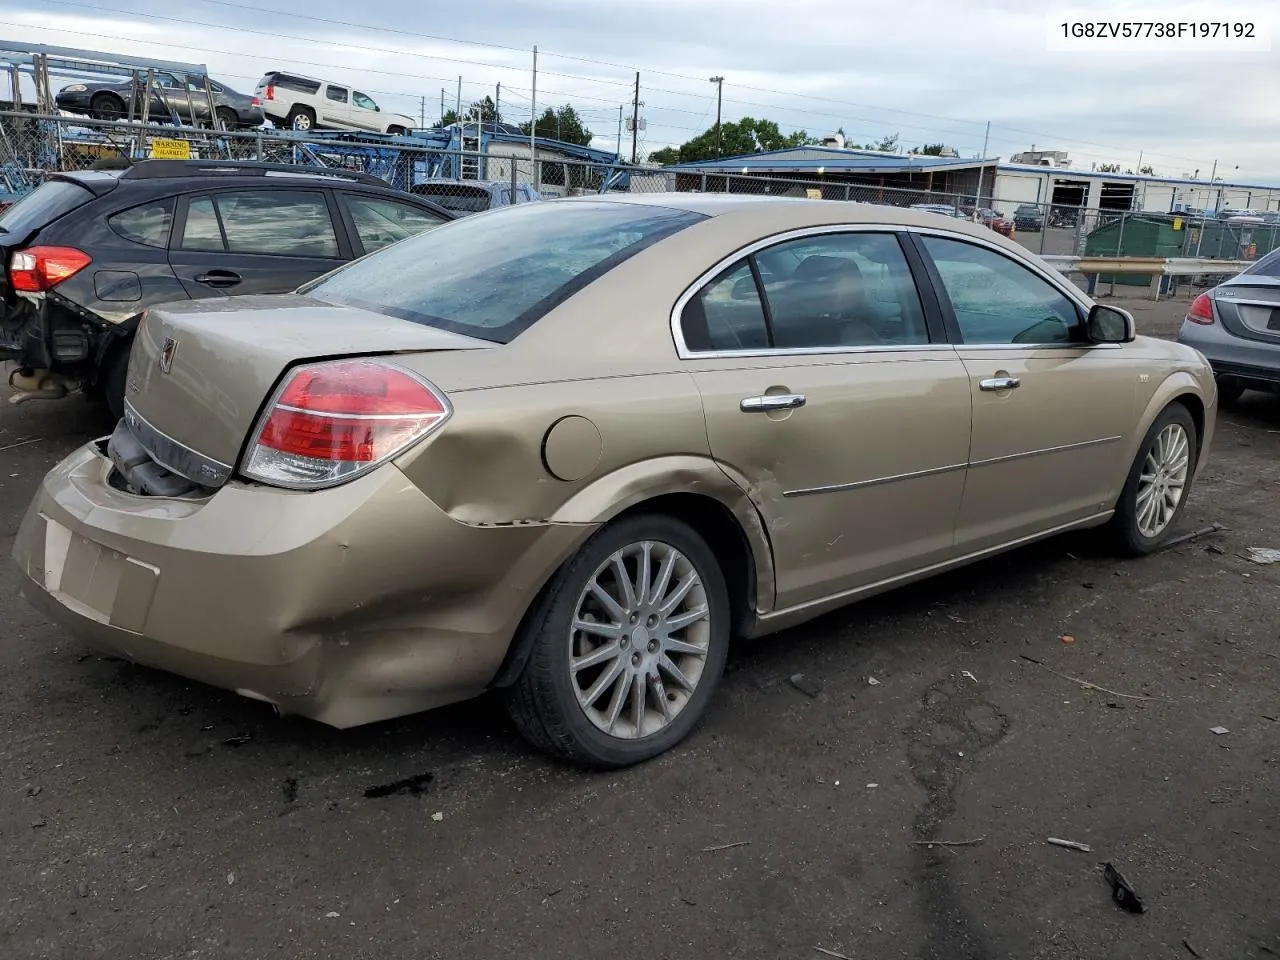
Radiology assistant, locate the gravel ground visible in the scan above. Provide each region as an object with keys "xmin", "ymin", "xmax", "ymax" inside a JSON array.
[{"xmin": 2, "ymin": 293, "xmax": 1278, "ymax": 960}]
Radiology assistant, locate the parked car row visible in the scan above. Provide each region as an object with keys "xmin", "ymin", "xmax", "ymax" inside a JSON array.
[
  {"xmin": 54, "ymin": 69, "xmax": 418, "ymax": 135},
  {"xmin": 6, "ymin": 182, "xmax": 1218, "ymax": 767}
]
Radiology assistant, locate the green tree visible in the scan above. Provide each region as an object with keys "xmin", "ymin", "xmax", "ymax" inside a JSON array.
[
  {"xmin": 438, "ymin": 95, "xmax": 500, "ymax": 128},
  {"xmin": 520, "ymin": 105, "xmax": 593, "ymax": 146},
  {"xmin": 911, "ymin": 143, "xmax": 948, "ymax": 156},
  {"xmin": 648, "ymin": 117, "xmax": 815, "ymax": 164}
]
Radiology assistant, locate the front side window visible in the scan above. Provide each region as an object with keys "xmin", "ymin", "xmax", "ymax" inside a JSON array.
[
  {"xmin": 109, "ymin": 198, "xmax": 175, "ymax": 248},
  {"xmin": 181, "ymin": 191, "xmax": 338, "ymax": 257},
  {"xmin": 343, "ymin": 195, "xmax": 446, "ymax": 253},
  {"xmin": 352, "ymin": 92, "xmax": 377, "ymax": 111},
  {"xmin": 304, "ymin": 200, "xmax": 705, "ymax": 343},
  {"xmin": 921, "ymin": 234, "xmax": 1080, "ymax": 344},
  {"xmin": 326, "ymin": 85, "xmax": 349, "ymax": 103}
]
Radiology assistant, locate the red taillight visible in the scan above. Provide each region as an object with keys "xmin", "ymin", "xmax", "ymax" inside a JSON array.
[
  {"xmin": 1186, "ymin": 293, "xmax": 1215, "ymax": 325},
  {"xmin": 243, "ymin": 359, "xmax": 450, "ymax": 489},
  {"xmin": 9, "ymin": 245, "xmax": 92, "ymax": 293},
  {"xmin": 265, "ymin": 84, "xmax": 275, "ymax": 100},
  {"xmin": 251, "ymin": 95, "xmax": 262, "ymax": 106}
]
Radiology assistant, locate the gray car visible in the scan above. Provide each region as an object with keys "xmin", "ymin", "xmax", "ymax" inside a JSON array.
[
  {"xmin": 1177, "ymin": 248, "xmax": 1280, "ymax": 402},
  {"xmin": 55, "ymin": 74, "xmax": 264, "ymax": 129}
]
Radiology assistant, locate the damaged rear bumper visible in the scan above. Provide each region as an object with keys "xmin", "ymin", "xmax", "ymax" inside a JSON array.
[{"xmin": 13, "ymin": 440, "xmax": 591, "ymax": 727}]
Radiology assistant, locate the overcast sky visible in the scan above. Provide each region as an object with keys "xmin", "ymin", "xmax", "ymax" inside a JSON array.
[{"xmin": 4, "ymin": 0, "xmax": 1278, "ymax": 183}]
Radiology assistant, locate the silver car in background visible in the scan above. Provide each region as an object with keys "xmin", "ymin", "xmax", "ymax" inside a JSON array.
[{"xmin": 1178, "ymin": 248, "xmax": 1280, "ymax": 403}]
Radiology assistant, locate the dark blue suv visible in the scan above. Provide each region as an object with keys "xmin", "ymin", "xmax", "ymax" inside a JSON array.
[{"xmin": 0, "ymin": 160, "xmax": 453, "ymax": 416}]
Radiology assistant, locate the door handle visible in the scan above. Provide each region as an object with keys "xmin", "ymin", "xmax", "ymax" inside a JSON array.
[
  {"xmin": 740, "ymin": 393, "xmax": 807, "ymax": 412},
  {"xmin": 193, "ymin": 270, "xmax": 242, "ymax": 287},
  {"xmin": 979, "ymin": 376, "xmax": 1021, "ymax": 392}
]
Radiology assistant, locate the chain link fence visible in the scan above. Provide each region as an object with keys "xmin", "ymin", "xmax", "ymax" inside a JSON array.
[{"xmin": 3, "ymin": 111, "xmax": 1272, "ymax": 295}]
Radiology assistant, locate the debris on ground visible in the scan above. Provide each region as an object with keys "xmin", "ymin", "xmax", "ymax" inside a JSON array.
[
  {"xmin": 324, "ymin": 911, "xmax": 340, "ymax": 919},
  {"xmin": 1182, "ymin": 938, "xmax": 1203, "ymax": 958},
  {"xmin": 1244, "ymin": 547, "xmax": 1280, "ymax": 564},
  {"xmin": 226, "ymin": 872, "xmax": 235, "ymax": 885},
  {"xmin": 31, "ymin": 817, "xmax": 46, "ymax": 829},
  {"xmin": 1103, "ymin": 862, "xmax": 1146, "ymax": 913},
  {"xmin": 814, "ymin": 948, "xmax": 854, "ymax": 960},
  {"xmin": 866, "ymin": 783, "xmax": 878, "ymax": 788},
  {"xmin": 75, "ymin": 881, "xmax": 88, "ymax": 898},
  {"xmin": 431, "ymin": 811, "xmax": 444, "ymax": 822},
  {"xmin": 701, "ymin": 841, "xmax": 750, "ymax": 852},
  {"xmin": 1047, "ymin": 837, "xmax": 1091, "ymax": 853},
  {"xmin": 222, "ymin": 734, "xmax": 252, "ymax": 747},
  {"xmin": 1157, "ymin": 523, "xmax": 1225, "ymax": 551},
  {"xmin": 961, "ymin": 670, "xmax": 978, "ymax": 683},
  {"xmin": 1019, "ymin": 655, "xmax": 1166, "ymax": 702},
  {"xmin": 1061, "ymin": 634, "xmax": 1076, "ymax": 644},
  {"xmin": 282, "ymin": 778, "xmax": 298, "ymax": 803},
  {"xmin": 910, "ymin": 836, "xmax": 985, "ymax": 847},
  {"xmin": 788, "ymin": 673, "xmax": 823, "ymax": 698},
  {"xmin": 25, "ymin": 784, "xmax": 41, "ymax": 797},
  {"xmin": 363, "ymin": 772, "xmax": 434, "ymax": 799},
  {"xmin": 1205, "ymin": 544, "xmax": 1225, "ymax": 555},
  {"xmin": 1209, "ymin": 726, "xmax": 1230, "ymax": 736},
  {"xmin": 867, "ymin": 676, "xmax": 881, "ymax": 686}
]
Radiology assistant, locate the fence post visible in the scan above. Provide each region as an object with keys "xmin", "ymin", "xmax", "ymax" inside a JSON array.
[
  {"xmin": 700, "ymin": 173, "xmax": 706, "ymax": 193},
  {"xmin": 255, "ymin": 128, "xmax": 263, "ymax": 162},
  {"xmin": 510, "ymin": 155, "xmax": 518, "ymax": 202}
]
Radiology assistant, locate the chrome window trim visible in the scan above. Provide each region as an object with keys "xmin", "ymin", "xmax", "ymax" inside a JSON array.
[
  {"xmin": 122, "ymin": 400, "xmax": 234, "ymax": 488},
  {"xmin": 670, "ymin": 222, "xmax": 1107, "ymax": 360}
]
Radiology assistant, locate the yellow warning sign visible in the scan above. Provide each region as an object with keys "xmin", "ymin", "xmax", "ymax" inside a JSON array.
[
  {"xmin": 151, "ymin": 138, "xmax": 191, "ymax": 160},
  {"xmin": 805, "ymin": 188, "xmax": 822, "ymax": 200},
  {"xmin": 1172, "ymin": 216, "xmax": 1183, "ymax": 231}
]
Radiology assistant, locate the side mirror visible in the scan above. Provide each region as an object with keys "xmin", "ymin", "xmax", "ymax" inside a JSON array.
[{"xmin": 1087, "ymin": 303, "xmax": 1135, "ymax": 344}]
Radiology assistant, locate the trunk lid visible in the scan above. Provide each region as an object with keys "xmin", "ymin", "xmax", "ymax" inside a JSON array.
[
  {"xmin": 127, "ymin": 295, "xmax": 491, "ymax": 480},
  {"xmin": 1214, "ymin": 278, "xmax": 1280, "ymax": 345}
]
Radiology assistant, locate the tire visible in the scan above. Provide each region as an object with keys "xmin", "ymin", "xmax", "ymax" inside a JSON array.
[
  {"xmin": 1215, "ymin": 375, "xmax": 1245, "ymax": 405},
  {"xmin": 504, "ymin": 514, "xmax": 731, "ymax": 769},
  {"xmin": 1105, "ymin": 403, "xmax": 1198, "ymax": 556},
  {"xmin": 286, "ymin": 106, "xmax": 315, "ymax": 131},
  {"xmin": 101, "ymin": 340, "xmax": 131, "ymax": 421},
  {"xmin": 215, "ymin": 106, "xmax": 238, "ymax": 131},
  {"xmin": 90, "ymin": 93, "xmax": 126, "ymax": 121}
]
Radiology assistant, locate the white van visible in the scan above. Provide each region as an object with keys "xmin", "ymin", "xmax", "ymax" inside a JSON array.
[{"xmin": 254, "ymin": 71, "xmax": 416, "ymax": 135}]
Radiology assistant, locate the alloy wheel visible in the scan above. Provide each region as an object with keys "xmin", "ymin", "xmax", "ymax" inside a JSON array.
[{"xmin": 1135, "ymin": 422, "xmax": 1190, "ymax": 538}]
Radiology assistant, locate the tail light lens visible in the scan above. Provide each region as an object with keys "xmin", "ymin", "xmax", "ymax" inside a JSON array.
[
  {"xmin": 1186, "ymin": 292, "xmax": 1215, "ymax": 325},
  {"xmin": 251, "ymin": 95, "xmax": 262, "ymax": 106},
  {"xmin": 10, "ymin": 245, "xmax": 92, "ymax": 292},
  {"xmin": 243, "ymin": 359, "xmax": 450, "ymax": 490},
  {"xmin": 265, "ymin": 84, "xmax": 275, "ymax": 100}
]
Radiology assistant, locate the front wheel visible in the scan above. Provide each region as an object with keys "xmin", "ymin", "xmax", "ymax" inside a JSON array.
[
  {"xmin": 1105, "ymin": 403, "xmax": 1197, "ymax": 556},
  {"xmin": 504, "ymin": 515, "xmax": 731, "ymax": 768}
]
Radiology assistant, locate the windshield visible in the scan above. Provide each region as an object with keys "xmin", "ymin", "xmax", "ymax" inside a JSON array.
[
  {"xmin": 0, "ymin": 179, "xmax": 95, "ymax": 236},
  {"xmin": 303, "ymin": 200, "xmax": 706, "ymax": 343}
]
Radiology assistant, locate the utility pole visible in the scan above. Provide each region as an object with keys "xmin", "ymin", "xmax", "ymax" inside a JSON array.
[
  {"xmin": 494, "ymin": 82, "xmax": 500, "ymax": 127},
  {"xmin": 455, "ymin": 76, "xmax": 461, "ymax": 122},
  {"xmin": 709, "ymin": 76, "xmax": 724, "ymax": 158},
  {"xmin": 420, "ymin": 95, "xmax": 425, "ymax": 129},
  {"xmin": 530, "ymin": 45, "xmax": 538, "ymax": 187},
  {"xmin": 630, "ymin": 71, "xmax": 640, "ymax": 164},
  {"xmin": 972, "ymin": 119, "xmax": 990, "ymax": 221},
  {"xmin": 616, "ymin": 104, "xmax": 623, "ymax": 161},
  {"xmin": 440, "ymin": 88, "xmax": 445, "ymax": 125}
]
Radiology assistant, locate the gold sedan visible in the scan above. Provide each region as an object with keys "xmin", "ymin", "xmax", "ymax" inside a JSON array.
[{"xmin": 13, "ymin": 195, "xmax": 1216, "ymax": 767}]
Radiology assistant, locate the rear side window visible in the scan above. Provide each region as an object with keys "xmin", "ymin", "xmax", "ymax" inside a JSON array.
[
  {"xmin": 1244, "ymin": 249, "xmax": 1280, "ymax": 279},
  {"xmin": 681, "ymin": 262, "xmax": 770, "ymax": 351},
  {"xmin": 304, "ymin": 201, "xmax": 705, "ymax": 343},
  {"xmin": 342, "ymin": 195, "xmax": 446, "ymax": 253},
  {"xmin": 270, "ymin": 74, "xmax": 321, "ymax": 95},
  {"xmin": 108, "ymin": 198, "xmax": 174, "ymax": 248},
  {"xmin": 181, "ymin": 191, "xmax": 339, "ymax": 257},
  {"xmin": 0, "ymin": 180, "xmax": 94, "ymax": 236},
  {"xmin": 326, "ymin": 85, "xmax": 348, "ymax": 103}
]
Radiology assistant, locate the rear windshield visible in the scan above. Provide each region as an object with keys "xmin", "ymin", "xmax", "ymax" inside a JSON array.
[
  {"xmin": 0, "ymin": 180, "xmax": 94, "ymax": 237},
  {"xmin": 1243, "ymin": 249, "xmax": 1280, "ymax": 278},
  {"xmin": 412, "ymin": 185, "xmax": 493, "ymax": 214},
  {"xmin": 303, "ymin": 200, "xmax": 705, "ymax": 343}
]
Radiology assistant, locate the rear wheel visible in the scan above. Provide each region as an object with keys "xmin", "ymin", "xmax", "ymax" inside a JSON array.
[
  {"xmin": 287, "ymin": 106, "xmax": 315, "ymax": 131},
  {"xmin": 504, "ymin": 514, "xmax": 730, "ymax": 768},
  {"xmin": 387, "ymin": 125, "xmax": 407, "ymax": 136},
  {"xmin": 1105, "ymin": 403, "xmax": 1197, "ymax": 556},
  {"xmin": 1215, "ymin": 375, "xmax": 1245, "ymax": 405},
  {"xmin": 215, "ymin": 106, "xmax": 238, "ymax": 131},
  {"xmin": 90, "ymin": 93, "xmax": 126, "ymax": 121}
]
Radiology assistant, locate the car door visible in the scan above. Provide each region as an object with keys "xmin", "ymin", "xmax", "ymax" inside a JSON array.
[
  {"xmin": 320, "ymin": 84, "xmax": 352, "ymax": 129},
  {"xmin": 336, "ymin": 192, "xmax": 450, "ymax": 256},
  {"xmin": 682, "ymin": 228, "xmax": 973, "ymax": 611},
  {"xmin": 913, "ymin": 231, "xmax": 1139, "ymax": 553},
  {"xmin": 168, "ymin": 188, "xmax": 350, "ymax": 298},
  {"xmin": 350, "ymin": 91, "xmax": 383, "ymax": 132}
]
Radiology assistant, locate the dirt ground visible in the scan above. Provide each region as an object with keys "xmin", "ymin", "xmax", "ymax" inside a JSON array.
[{"xmin": 2, "ymin": 292, "xmax": 1278, "ymax": 960}]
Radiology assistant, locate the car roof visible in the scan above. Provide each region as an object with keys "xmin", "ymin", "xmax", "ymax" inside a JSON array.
[{"xmin": 555, "ymin": 192, "xmax": 1007, "ymax": 235}]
